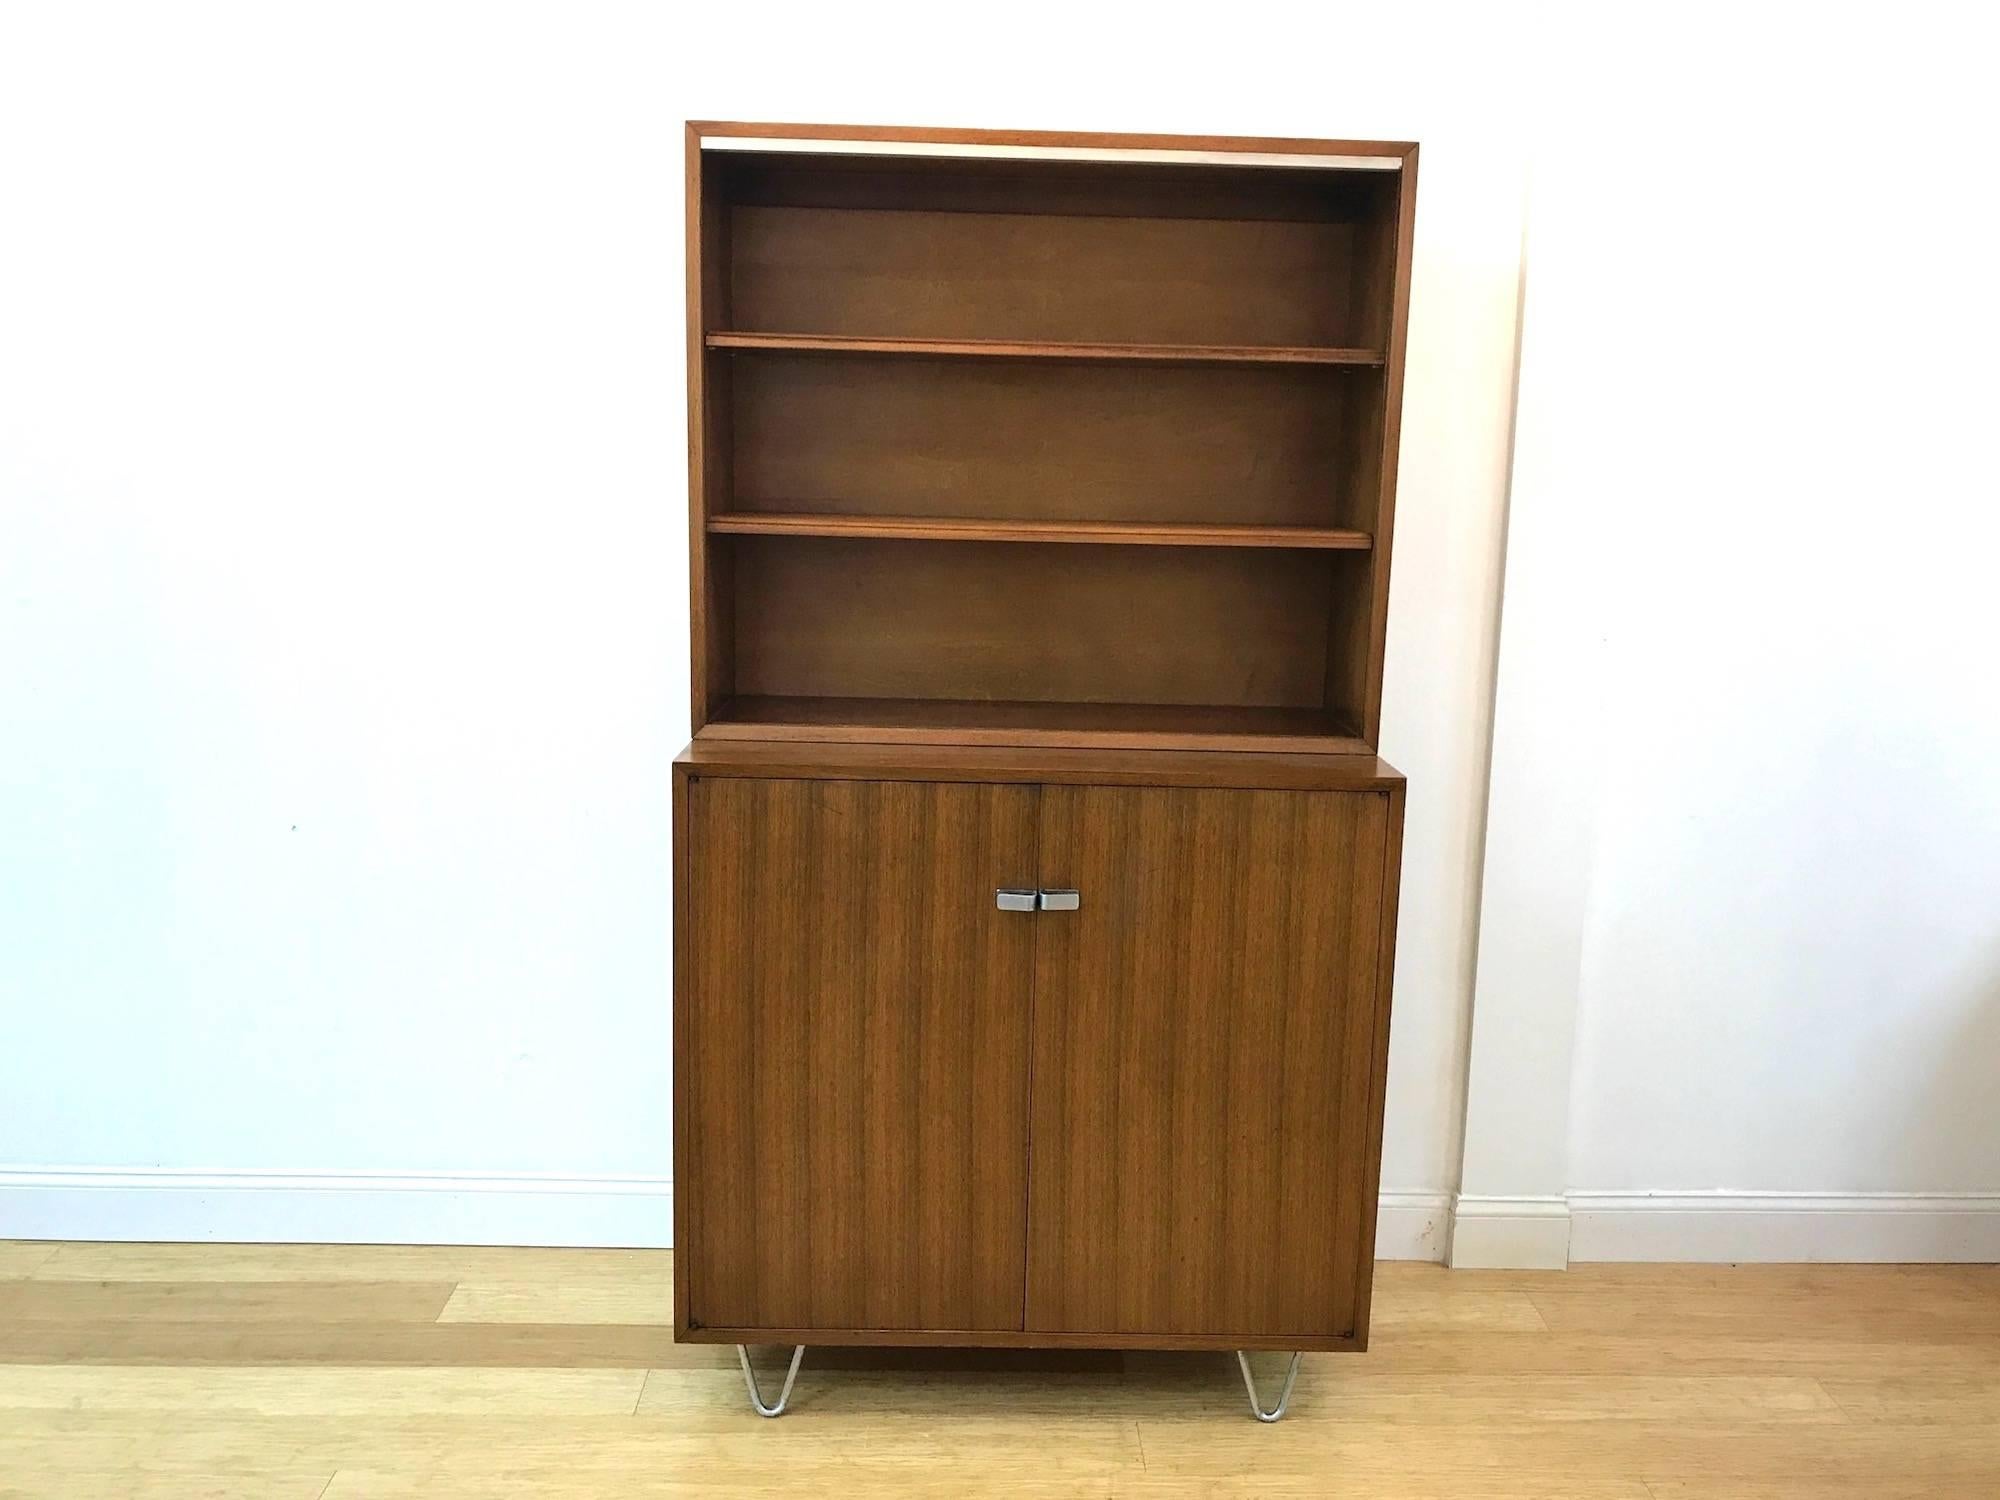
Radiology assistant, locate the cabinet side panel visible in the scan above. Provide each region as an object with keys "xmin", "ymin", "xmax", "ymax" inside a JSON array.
[
  {"xmin": 683, "ymin": 776, "xmax": 1037, "ymax": 1332},
  {"xmin": 672, "ymin": 769, "xmax": 693, "ymax": 1333},
  {"xmin": 1349, "ymin": 781, "xmax": 1405, "ymax": 1345},
  {"xmin": 1026, "ymin": 786, "xmax": 1388, "ymax": 1339},
  {"xmin": 1328, "ymin": 792, "xmax": 1391, "ymax": 1316},
  {"xmin": 689, "ymin": 135, "xmax": 734, "ymax": 727},
  {"xmin": 1360, "ymin": 151, "xmax": 1418, "ymax": 744}
]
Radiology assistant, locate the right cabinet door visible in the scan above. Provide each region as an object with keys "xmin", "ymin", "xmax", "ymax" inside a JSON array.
[{"xmin": 1026, "ymin": 785, "xmax": 1394, "ymax": 1340}]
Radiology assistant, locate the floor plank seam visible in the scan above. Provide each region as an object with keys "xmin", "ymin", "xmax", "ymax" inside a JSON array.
[
  {"xmin": 632, "ymin": 1367, "xmax": 654, "ymax": 1417},
  {"xmin": 1133, "ymin": 1418, "xmax": 1147, "ymax": 1472},
  {"xmin": 1522, "ymin": 1292, "xmax": 1560, "ymax": 1333},
  {"xmin": 1812, "ymin": 1374, "xmax": 1857, "ymax": 1423},
  {"xmin": 312, "ymin": 1471, "xmax": 336, "ymax": 1500}
]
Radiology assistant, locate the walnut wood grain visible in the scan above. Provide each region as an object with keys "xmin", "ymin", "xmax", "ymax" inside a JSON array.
[
  {"xmin": 686, "ymin": 125, "xmax": 735, "ymax": 730},
  {"xmin": 673, "ymin": 124, "xmax": 1417, "ymax": 1359},
  {"xmin": 716, "ymin": 150, "xmax": 1392, "ymax": 226},
  {"xmin": 690, "ymin": 119, "xmax": 1418, "ymax": 161},
  {"xmin": 700, "ymin": 696, "xmax": 1369, "ymax": 755},
  {"xmin": 685, "ymin": 123, "xmax": 1414, "ymax": 753},
  {"xmin": 680, "ymin": 1324, "xmax": 1359, "ymax": 1352},
  {"xmin": 707, "ymin": 331, "xmax": 1384, "ymax": 366},
  {"xmin": 1356, "ymin": 147, "xmax": 1419, "ymax": 747},
  {"xmin": 729, "ymin": 205, "xmax": 1363, "ymax": 347},
  {"xmin": 1025, "ymin": 786, "xmax": 1392, "ymax": 1339},
  {"xmin": 729, "ymin": 538, "xmax": 1346, "ymax": 712},
  {"xmin": 685, "ymin": 125, "xmax": 714, "ymax": 728},
  {"xmin": 1349, "ymin": 778, "xmax": 1408, "ymax": 1348},
  {"xmin": 708, "ymin": 513, "xmax": 1372, "ymax": 550},
  {"xmin": 727, "ymin": 352, "xmax": 1370, "ymax": 531},
  {"xmin": 678, "ymin": 777, "xmax": 1037, "ymax": 1334},
  {"xmin": 673, "ymin": 741, "xmax": 1404, "ymax": 793}
]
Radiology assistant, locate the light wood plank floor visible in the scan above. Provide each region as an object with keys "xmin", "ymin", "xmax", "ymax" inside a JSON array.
[{"xmin": 2, "ymin": 1244, "xmax": 1996, "ymax": 1497}]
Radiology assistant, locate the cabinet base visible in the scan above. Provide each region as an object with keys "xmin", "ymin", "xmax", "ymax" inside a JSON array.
[
  {"xmin": 728, "ymin": 1341, "xmax": 1311, "ymax": 1421},
  {"xmin": 1237, "ymin": 1350, "xmax": 1305, "ymax": 1422},
  {"xmin": 736, "ymin": 1344, "xmax": 805, "ymax": 1418},
  {"xmin": 685, "ymin": 1323, "xmax": 1360, "ymax": 1353}
]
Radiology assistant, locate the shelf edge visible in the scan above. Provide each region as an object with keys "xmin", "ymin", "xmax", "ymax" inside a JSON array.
[
  {"xmin": 697, "ymin": 718, "xmax": 1373, "ymax": 758},
  {"xmin": 708, "ymin": 513, "xmax": 1374, "ymax": 550},
  {"xmin": 705, "ymin": 331, "xmax": 1386, "ymax": 367}
]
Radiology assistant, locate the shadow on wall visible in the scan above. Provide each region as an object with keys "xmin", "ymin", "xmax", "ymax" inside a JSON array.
[{"xmin": 1898, "ymin": 940, "xmax": 2000, "ymax": 1253}]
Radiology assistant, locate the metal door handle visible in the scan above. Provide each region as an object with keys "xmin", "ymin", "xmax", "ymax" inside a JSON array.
[
  {"xmin": 995, "ymin": 888, "xmax": 1038, "ymax": 912},
  {"xmin": 1037, "ymin": 888, "xmax": 1080, "ymax": 911}
]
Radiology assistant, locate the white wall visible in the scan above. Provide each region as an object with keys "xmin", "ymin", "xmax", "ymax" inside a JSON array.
[
  {"xmin": 9, "ymin": 6, "xmax": 1993, "ymax": 1265},
  {"xmin": 0, "ymin": 3, "xmax": 691, "ymax": 1243},
  {"xmin": 1562, "ymin": 101, "xmax": 2000, "ymax": 1253},
  {"xmin": 1445, "ymin": 190, "xmax": 1603, "ymax": 1267},
  {"xmin": 1459, "ymin": 28, "xmax": 2000, "ymax": 1263},
  {"xmin": 0, "ymin": 4, "xmax": 1527, "ymax": 1247}
]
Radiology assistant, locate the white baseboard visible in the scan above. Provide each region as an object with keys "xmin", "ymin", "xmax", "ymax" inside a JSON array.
[
  {"xmin": 1568, "ymin": 1191, "xmax": 2000, "ymax": 1263},
  {"xmin": 7, "ymin": 1172, "xmax": 1992, "ymax": 1266},
  {"xmin": 1446, "ymin": 1193, "xmax": 1572, "ymax": 1268},
  {"xmin": 0, "ymin": 1168, "xmax": 673, "ymax": 1248},
  {"xmin": 0, "ymin": 1168, "xmax": 1452, "ymax": 1259},
  {"xmin": 1374, "ymin": 1190, "xmax": 1452, "ymax": 1261}
]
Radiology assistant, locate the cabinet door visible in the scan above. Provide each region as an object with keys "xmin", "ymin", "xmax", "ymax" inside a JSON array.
[
  {"xmin": 1026, "ymin": 786, "xmax": 1392, "ymax": 1339},
  {"xmin": 681, "ymin": 776, "xmax": 1038, "ymax": 1333}
]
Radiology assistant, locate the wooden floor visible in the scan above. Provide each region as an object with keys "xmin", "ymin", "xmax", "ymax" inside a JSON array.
[{"xmin": 1, "ymin": 1244, "xmax": 1995, "ymax": 1497}]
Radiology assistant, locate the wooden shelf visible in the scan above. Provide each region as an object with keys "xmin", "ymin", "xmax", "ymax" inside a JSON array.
[
  {"xmin": 709, "ymin": 512, "xmax": 1374, "ymax": 550},
  {"xmin": 701, "ymin": 696, "xmax": 1370, "ymax": 755},
  {"xmin": 687, "ymin": 135, "xmax": 1412, "ymax": 755},
  {"xmin": 706, "ymin": 331, "xmax": 1385, "ymax": 367}
]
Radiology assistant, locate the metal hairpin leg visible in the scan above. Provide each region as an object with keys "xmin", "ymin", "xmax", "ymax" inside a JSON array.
[
  {"xmin": 735, "ymin": 1344, "xmax": 806, "ymax": 1417},
  {"xmin": 1235, "ymin": 1350, "xmax": 1303, "ymax": 1422}
]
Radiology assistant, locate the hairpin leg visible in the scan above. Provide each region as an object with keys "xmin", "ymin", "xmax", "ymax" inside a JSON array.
[
  {"xmin": 735, "ymin": 1344, "xmax": 806, "ymax": 1418},
  {"xmin": 1235, "ymin": 1350, "xmax": 1303, "ymax": 1422}
]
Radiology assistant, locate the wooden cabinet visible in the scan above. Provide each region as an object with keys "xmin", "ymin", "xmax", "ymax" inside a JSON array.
[
  {"xmin": 1026, "ymin": 786, "xmax": 1395, "ymax": 1341},
  {"xmin": 673, "ymin": 124, "xmax": 1415, "ymax": 1400},
  {"xmin": 678, "ymin": 777, "xmax": 1036, "ymax": 1334},
  {"xmin": 675, "ymin": 752, "xmax": 1405, "ymax": 1352}
]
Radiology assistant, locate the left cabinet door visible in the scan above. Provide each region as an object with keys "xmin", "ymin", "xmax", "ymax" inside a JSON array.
[{"xmin": 678, "ymin": 775, "xmax": 1041, "ymax": 1334}]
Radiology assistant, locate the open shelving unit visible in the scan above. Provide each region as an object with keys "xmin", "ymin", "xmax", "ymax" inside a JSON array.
[{"xmin": 686, "ymin": 128, "xmax": 1416, "ymax": 754}]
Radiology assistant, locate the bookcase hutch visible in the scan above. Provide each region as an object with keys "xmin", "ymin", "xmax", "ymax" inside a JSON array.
[{"xmin": 673, "ymin": 122, "xmax": 1415, "ymax": 1421}]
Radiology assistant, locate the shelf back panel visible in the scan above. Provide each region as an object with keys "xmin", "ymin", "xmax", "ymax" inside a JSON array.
[
  {"xmin": 730, "ymin": 352, "xmax": 1375, "ymax": 531},
  {"xmin": 731, "ymin": 204, "xmax": 1367, "ymax": 348},
  {"xmin": 730, "ymin": 537, "xmax": 1365, "ymax": 713},
  {"xmin": 715, "ymin": 149, "xmax": 1400, "ymax": 213}
]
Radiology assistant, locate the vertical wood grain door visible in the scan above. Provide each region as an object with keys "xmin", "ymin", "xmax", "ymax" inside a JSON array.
[
  {"xmin": 1026, "ymin": 786, "xmax": 1392, "ymax": 1339},
  {"xmin": 681, "ymin": 777, "xmax": 1039, "ymax": 1333}
]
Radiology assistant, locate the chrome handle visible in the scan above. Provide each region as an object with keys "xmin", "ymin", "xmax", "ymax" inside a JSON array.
[
  {"xmin": 995, "ymin": 888, "xmax": 1037, "ymax": 913},
  {"xmin": 1037, "ymin": 888, "xmax": 1080, "ymax": 912}
]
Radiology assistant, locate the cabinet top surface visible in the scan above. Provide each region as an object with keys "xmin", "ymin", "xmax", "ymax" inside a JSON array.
[
  {"xmin": 690, "ymin": 120, "xmax": 1418, "ymax": 168},
  {"xmin": 675, "ymin": 738, "xmax": 1404, "ymax": 792}
]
